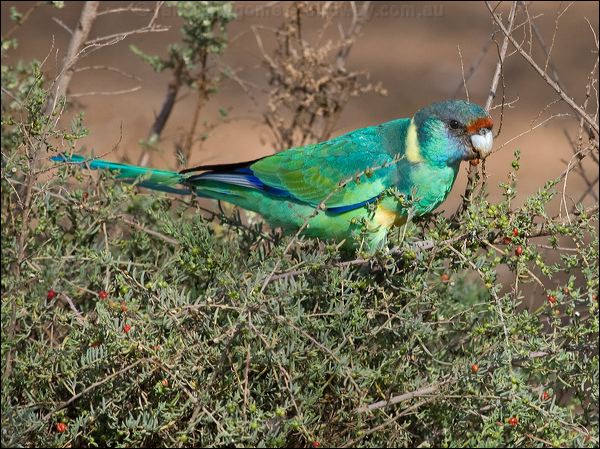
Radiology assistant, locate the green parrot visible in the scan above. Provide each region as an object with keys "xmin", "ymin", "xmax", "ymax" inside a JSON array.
[{"xmin": 52, "ymin": 100, "xmax": 493, "ymax": 252}]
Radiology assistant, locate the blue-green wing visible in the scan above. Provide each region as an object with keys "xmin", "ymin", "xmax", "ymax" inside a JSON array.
[{"xmin": 250, "ymin": 128, "xmax": 399, "ymax": 210}]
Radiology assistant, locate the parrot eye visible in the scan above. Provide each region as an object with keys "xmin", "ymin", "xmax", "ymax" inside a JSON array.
[{"xmin": 449, "ymin": 120, "xmax": 461, "ymax": 130}]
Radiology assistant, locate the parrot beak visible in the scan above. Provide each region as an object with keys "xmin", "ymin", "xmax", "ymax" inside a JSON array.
[{"xmin": 470, "ymin": 128, "xmax": 493, "ymax": 159}]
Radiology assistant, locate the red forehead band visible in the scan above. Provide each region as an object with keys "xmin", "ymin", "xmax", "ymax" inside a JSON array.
[{"xmin": 467, "ymin": 117, "xmax": 494, "ymax": 134}]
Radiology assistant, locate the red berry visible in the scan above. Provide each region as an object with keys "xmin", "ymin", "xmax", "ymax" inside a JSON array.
[
  {"xmin": 515, "ymin": 246, "xmax": 523, "ymax": 256},
  {"xmin": 123, "ymin": 324, "xmax": 131, "ymax": 333},
  {"xmin": 469, "ymin": 159, "xmax": 480, "ymax": 166},
  {"xmin": 98, "ymin": 290, "xmax": 108, "ymax": 300},
  {"xmin": 542, "ymin": 391, "xmax": 551, "ymax": 401},
  {"xmin": 440, "ymin": 273, "xmax": 450, "ymax": 283},
  {"xmin": 471, "ymin": 363, "xmax": 479, "ymax": 374},
  {"xmin": 55, "ymin": 422, "xmax": 67, "ymax": 433},
  {"xmin": 120, "ymin": 302, "xmax": 128, "ymax": 313},
  {"xmin": 512, "ymin": 227, "xmax": 519, "ymax": 237},
  {"xmin": 161, "ymin": 378, "xmax": 169, "ymax": 387},
  {"xmin": 311, "ymin": 442, "xmax": 321, "ymax": 448},
  {"xmin": 502, "ymin": 236, "xmax": 512, "ymax": 245},
  {"xmin": 508, "ymin": 416, "xmax": 518, "ymax": 427},
  {"xmin": 547, "ymin": 294, "xmax": 557, "ymax": 304},
  {"xmin": 47, "ymin": 289, "xmax": 57, "ymax": 300}
]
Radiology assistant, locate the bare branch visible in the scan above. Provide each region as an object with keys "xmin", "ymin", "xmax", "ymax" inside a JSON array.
[
  {"xmin": 74, "ymin": 65, "xmax": 143, "ymax": 82},
  {"xmin": 51, "ymin": 16, "xmax": 73, "ymax": 35},
  {"xmin": 457, "ymin": 44, "xmax": 469, "ymax": 101},
  {"xmin": 336, "ymin": 1, "xmax": 371, "ymax": 71},
  {"xmin": 61, "ymin": 293, "xmax": 85, "ymax": 323},
  {"xmin": 96, "ymin": 5, "xmax": 156, "ymax": 16},
  {"xmin": 48, "ymin": 1, "xmax": 100, "ymax": 110},
  {"xmin": 485, "ymin": 1, "xmax": 518, "ymax": 111},
  {"xmin": 69, "ymin": 85, "xmax": 142, "ymax": 97},
  {"xmin": 485, "ymin": 1, "xmax": 599, "ymax": 135},
  {"xmin": 452, "ymin": 38, "xmax": 494, "ymax": 98},
  {"xmin": 355, "ymin": 382, "xmax": 445, "ymax": 413}
]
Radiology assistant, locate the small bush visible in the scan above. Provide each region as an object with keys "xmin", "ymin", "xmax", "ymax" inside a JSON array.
[{"xmin": 2, "ymin": 2, "xmax": 598, "ymax": 447}]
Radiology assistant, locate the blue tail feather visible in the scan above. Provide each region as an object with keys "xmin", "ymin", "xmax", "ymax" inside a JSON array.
[{"xmin": 51, "ymin": 153, "xmax": 191, "ymax": 195}]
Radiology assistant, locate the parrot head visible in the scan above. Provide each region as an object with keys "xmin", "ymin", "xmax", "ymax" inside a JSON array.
[{"xmin": 413, "ymin": 100, "xmax": 494, "ymax": 166}]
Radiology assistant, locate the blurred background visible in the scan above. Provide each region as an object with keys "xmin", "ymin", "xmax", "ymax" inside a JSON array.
[{"xmin": 2, "ymin": 1, "xmax": 598, "ymax": 213}]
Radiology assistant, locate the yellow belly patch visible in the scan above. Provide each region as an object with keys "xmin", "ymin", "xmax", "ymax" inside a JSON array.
[{"xmin": 375, "ymin": 205, "xmax": 406, "ymax": 228}]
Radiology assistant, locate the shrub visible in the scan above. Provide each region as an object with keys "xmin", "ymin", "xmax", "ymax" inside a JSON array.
[{"xmin": 2, "ymin": 2, "xmax": 598, "ymax": 447}]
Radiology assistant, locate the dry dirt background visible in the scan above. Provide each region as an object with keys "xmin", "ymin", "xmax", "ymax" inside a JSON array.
[{"xmin": 2, "ymin": 1, "xmax": 599, "ymax": 214}]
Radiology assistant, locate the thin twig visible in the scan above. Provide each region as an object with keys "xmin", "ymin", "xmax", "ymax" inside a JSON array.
[
  {"xmin": 69, "ymin": 85, "xmax": 142, "ymax": 97},
  {"xmin": 61, "ymin": 293, "xmax": 85, "ymax": 323},
  {"xmin": 457, "ymin": 44, "xmax": 469, "ymax": 101},
  {"xmin": 486, "ymin": 1, "xmax": 599, "ymax": 134},
  {"xmin": 1, "ymin": 1, "xmax": 44, "ymax": 40},
  {"xmin": 484, "ymin": 1, "xmax": 518, "ymax": 111},
  {"xmin": 452, "ymin": 38, "xmax": 494, "ymax": 98}
]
